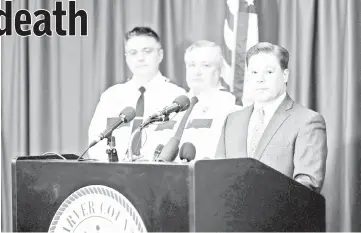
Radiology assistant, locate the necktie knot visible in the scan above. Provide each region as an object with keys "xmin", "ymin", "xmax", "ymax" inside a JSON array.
[{"xmin": 139, "ymin": 86, "xmax": 146, "ymax": 95}]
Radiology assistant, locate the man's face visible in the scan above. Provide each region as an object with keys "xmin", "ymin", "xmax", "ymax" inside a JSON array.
[
  {"xmin": 185, "ymin": 47, "xmax": 221, "ymax": 95},
  {"xmin": 247, "ymin": 52, "xmax": 289, "ymax": 104},
  {"xmin": 125, "ymin": 36, "xmax": 163, "ymax": 77}
]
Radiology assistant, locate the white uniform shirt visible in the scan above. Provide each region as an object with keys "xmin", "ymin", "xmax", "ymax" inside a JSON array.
[
  {"xmin": 141, "ymin": 88, "xmax": 243, "ymax": 161},
  {"xmin": 88, "ymin": 72, "xmax": 186, "ymax": 161}
]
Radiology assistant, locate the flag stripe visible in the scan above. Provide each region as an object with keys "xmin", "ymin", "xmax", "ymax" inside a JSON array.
[{"xmin": 223, "ymin": 0, "xmax": 259, "ymax": 106}]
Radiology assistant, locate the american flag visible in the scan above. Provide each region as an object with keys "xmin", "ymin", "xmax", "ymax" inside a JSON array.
[{"xmin": 222, "ymin": 0, "xmax": 259, "ymax": 106}]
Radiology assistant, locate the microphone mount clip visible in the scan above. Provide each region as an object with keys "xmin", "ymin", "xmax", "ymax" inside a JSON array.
[{"xmin": 126, "ymin": 115, "xmax": 170, "ymax": 162}]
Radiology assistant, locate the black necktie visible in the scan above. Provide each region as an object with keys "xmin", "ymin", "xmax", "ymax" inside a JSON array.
[{"xmin": 131, "ymin": 86, "xmax": 146, "ymax": 155}]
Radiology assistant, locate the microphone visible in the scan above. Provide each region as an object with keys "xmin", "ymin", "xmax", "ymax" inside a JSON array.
[
  {"xmin": 179, "ymin": 142, "xmax": 196, "ymax": 162},
  {"xmin": 156, "ymin": 96, "xmax": 199, "ymax": 162},
  {"xmin": 149, "ymin": 95, "xmax": 190, "ymax": 119},
  {"xmin": 88, "ymin": 107, "xmax": 136, "ymax": 149},
  {"xmin": 127, "ymin": 95, "xmax": 188, "ymax": 161}
]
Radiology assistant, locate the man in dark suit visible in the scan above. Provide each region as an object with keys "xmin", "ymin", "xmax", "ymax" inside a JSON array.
[{"xmin": 215, "ymin": 42, "xmax": 327, "ymax": 192}]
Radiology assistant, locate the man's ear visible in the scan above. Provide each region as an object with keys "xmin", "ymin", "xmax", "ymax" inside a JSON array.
[
  {"xmin": 283, "ymin": 69, "xmax": 289, "ymax": 83},
  {"xmin": 158, "ymin": 49, "xmax": 164, "ymax": 63}
]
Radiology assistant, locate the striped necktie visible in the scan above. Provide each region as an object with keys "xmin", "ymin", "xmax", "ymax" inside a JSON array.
[{"xmin": 248, "ymin": 107, "xmax": 265, "ymax": 158}]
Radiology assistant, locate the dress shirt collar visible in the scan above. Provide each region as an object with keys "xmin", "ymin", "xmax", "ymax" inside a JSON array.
[
  {"xmin": 188, "ymin": 85, "xmax": 224, "ymax": 102},
  {"xmin": 129, "ymin": 71, "xmax": 167, "ymax": 91},
  {"xmin": 254, "ymin": 92, "xmax": 287, "ymax": 118}
]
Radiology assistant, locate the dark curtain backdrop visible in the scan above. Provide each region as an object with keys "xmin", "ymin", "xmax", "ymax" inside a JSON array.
[
  {"xmin": 258, "ymin": 0, "xmax": 361, "ymax": 231},
  {"xmin": 2, "ymin": 0, "xmax": 361, "ymax": 232}
]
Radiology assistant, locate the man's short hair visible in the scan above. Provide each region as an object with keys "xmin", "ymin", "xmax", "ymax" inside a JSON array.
[
  {"xmin": 246, "ymin": 42, "xmax": 289, "ymax": 70},
  {"xmin": 184, "ymin": 40, "xmax": 224, "ymax": 69},
  {"xmin": 124, "ymin": 26, "xmax": 161, "ymax": 45}
]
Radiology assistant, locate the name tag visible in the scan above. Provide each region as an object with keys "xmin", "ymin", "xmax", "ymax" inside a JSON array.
[
  {"xmin": 186, "ymin": 119, "xmax": 213, "ymax": 129},
  {"xmin": 107, "ymin": 117, "xmax": 131, "ymax": 129},
  {"xmin": 155, "ymin": 120, "xmax": 177, "ymax": 131}
]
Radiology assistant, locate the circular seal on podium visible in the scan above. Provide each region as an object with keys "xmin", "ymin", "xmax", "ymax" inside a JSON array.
[{"xmin": 48, "ymin": 185, "xmax": 147, "ymax": 233}]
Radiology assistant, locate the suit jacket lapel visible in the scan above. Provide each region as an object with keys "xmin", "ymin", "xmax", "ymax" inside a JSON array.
[{"xmin": 253, "ymin": 94, "xmax": 294, "ymax": 160}]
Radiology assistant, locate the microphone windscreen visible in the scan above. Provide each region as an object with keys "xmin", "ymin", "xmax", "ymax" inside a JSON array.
[
  {"xmin": 120, "ymin": 107, "xmax": 136, "ymax": 122},
  {"xmin": 173, "ymin": 95, "xmax": 190, "ymax": 112},
  {"xmin": 179, "ymin": 142, "xmax": 196, "ymax": 161},
  {"xmin": 190, "ymin": 96, "xmax": 199, "ymax": 105}
]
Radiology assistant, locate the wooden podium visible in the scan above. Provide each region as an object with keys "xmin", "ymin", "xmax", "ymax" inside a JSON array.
[{"xmin": 12, "ymin": 156, "xmax": 325, "ymax": 232}]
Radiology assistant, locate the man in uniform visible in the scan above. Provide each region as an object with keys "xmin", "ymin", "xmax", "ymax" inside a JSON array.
[
  {"xmin": 88, "ymin": 27, "xmax": 186, "ymax": 161},
  {"xmin": 142, "ymin": 40, "xmax": 241, "ymax": 161}
]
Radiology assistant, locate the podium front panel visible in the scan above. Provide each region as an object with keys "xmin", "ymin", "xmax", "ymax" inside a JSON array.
[
  {"xmin": 192, "ymin": 158, "xmax": 326, "ymax": 232},
  {"xmin": 12, "ymin": 160, "xmax": 190, "ymax": 232}
]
